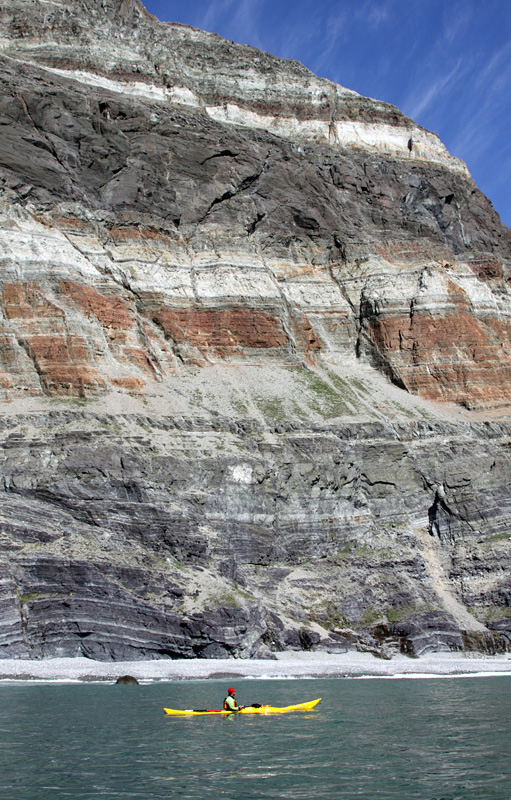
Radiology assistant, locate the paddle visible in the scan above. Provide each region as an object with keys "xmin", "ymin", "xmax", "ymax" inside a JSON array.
[
  {"xmin": 190, "ymin": 702, "xmax": 264, "ymax": 712},
  {"xmin": 192, "ymin": 709, "xmax": 223, "ymax": 713}
]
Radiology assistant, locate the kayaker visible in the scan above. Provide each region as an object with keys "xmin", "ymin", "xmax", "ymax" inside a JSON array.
[{"xmin": 223, "ymin": 687, "xmax": 244, "ymax": 712}]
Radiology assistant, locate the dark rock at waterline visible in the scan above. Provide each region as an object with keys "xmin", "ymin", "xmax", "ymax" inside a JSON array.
[{"xmin": 115, "ymin": 675, "xmax": 140, "ymax": 685}]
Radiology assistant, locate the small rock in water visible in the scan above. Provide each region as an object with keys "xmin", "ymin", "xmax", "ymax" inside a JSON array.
[{"xmin": 115, "ymin": 675, "xmax": 139, "ymax": 685}]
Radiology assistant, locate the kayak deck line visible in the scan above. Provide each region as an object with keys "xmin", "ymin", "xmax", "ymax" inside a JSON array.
[{"xmin": 163, "ymin": 698, "xmax": 321, "ymax": 716}]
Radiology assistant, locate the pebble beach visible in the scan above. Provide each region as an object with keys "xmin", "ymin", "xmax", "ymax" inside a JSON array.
[{"xmin": 1, "ymin": 651, "xmax": 510, "ymax": 682}]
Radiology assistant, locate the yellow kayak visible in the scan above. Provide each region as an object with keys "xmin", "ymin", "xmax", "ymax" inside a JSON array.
[{"xmin": 163, "ymin": 698, "xmax": 321, "ymax": 716}]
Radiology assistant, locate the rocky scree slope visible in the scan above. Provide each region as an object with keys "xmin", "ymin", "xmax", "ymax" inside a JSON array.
[{"xmin": 0, "ymin": 0, "xmax": 510, "ymax": 660}]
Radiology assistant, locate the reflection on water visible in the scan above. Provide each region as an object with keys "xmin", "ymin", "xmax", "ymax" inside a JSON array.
[{"xmin": 0, "ymin": 676, "xmax": 510, "ymax": 799}]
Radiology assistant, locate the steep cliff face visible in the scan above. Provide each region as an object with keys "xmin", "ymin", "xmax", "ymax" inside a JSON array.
[{"xmin": 0, "ymin": 0, "xmax": 510, "ymax": 660}]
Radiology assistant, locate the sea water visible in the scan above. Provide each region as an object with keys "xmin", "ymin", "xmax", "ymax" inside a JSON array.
[{"xmin": 0, "ymin": 675, "xmax": 510, "ymax": 799}]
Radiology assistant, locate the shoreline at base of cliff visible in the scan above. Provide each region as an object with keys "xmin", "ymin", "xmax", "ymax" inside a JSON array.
[{"xmin": 0, "ymin": 651, "xmax": 510, "ymax": 682}]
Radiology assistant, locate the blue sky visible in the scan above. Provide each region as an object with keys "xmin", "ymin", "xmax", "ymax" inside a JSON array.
[{"xmin": 144, "ymin": 0, "xmax": 511, "ymax": 229}]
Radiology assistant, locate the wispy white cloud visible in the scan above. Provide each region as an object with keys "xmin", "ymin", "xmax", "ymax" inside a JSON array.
[
  {"xmin": 230, "ymin": 0, "xmax": 265, "ymax": 47},
  {"xmin": 450, "ymin": 106, "xmax": 498, "ymax": 162},
  {"xmin": 308, "ymin": 7, "xmax": 350, "ymax": 76},
  {"xmin": 441, "ymin": 1, "xmax": 473, "ymax": 45},
  {"xmin": 198, "ymin": 0, "xmax": 237, "ymax": 33},
  {"xmin": 448, "ymin": 52, "xmax": 511, "ymax": 163},
  {"xmin": 473, "ymin": 39, "xmax": 511, "ymax": 94},
  {"xmin": 363, "ymin": 0, "xmax": 393, "ymax": 29},
  {"xmin": 404, "ymin": 59, "xmax": 464, "ymax": 120}
]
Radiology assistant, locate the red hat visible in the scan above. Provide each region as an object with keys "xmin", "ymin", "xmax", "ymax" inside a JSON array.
[{"xmin": 228, "ymin": 687, "xmax": 235, "ymax": 694}]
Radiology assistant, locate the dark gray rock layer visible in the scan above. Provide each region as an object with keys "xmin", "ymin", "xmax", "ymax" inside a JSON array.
[{"xmin": 1, "ymin": 411, "xmax": 510, "ymax": 659}]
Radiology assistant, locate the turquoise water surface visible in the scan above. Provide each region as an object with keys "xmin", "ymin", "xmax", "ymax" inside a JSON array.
[{"xmin": 0, "ymin": 676, "xmax": 510, "ymax": 799}]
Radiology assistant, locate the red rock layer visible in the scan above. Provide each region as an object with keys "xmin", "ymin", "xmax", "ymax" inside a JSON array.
[
  {"xmin": 291, "ymin": 315, "xmax": 323, "ymax": 363},
  {"xmin": 365, "ymin": 287, "xmax": 511, "ymax": 408},
  {"xmin": 58, "ymin": 281, "xmax": 134, "ymax": 331},
  {"xmin": 0, "ymin": 279, "xmax": 320, "ymax": 395},
  {"xmin": 152, "ymin": 306, "xmax": 290, "ymax": 360},
  {"xmin": 1, "ymin": 282, "xmax": 105, "ymax": 396},
  {"xmin": 0, "ymin": 281, "xmax": 156, "ymax": 396}
]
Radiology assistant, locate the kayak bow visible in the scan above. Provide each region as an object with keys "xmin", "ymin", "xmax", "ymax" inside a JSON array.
[{"xmin": 163, "ymin": 698, "xmax": 321, "ymax": 716}]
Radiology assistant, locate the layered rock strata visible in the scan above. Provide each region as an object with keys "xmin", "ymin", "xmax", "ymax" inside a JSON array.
[
  {"xmin": 0, "ymin": 0, "xmax": 510, "ymax": 659},
  {"xmin": 1, "ymin": 401, "xmax": 510, "ymax": 659}
]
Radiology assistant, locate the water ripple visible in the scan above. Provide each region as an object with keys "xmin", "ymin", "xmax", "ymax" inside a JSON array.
[{"xmin": 0, "ymin": 677, "xmax": 510, "ymax": 799}]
